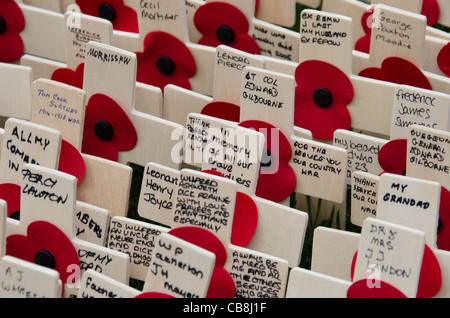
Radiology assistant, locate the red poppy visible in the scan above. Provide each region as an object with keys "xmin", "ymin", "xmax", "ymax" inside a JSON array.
[
  {"xmin": 201, "ymin": 101, "xmax": 241, "ymax": 123},
  {"xmin": 59, "ymin": 140, "xmax": 85, "ymax": 185},
  {"xmin": 378, "ymin": 139, "xmax": 408, "ymax": 176},
  {"xmin": 202, "ymin": 170, "xmax": 258, "ymax": 248},
  {"xmin": 238, "ymin": 120, "xmax": 296, "ymax": 203},
  {"xmin": 0, "ymin": 0, "xmax": 25, "ymax": 63},
  {"xmin": 6, "ymin": 220, "xmax": 80, "ymax": 284},
  {"xmin": 51, "ymin": 63, "xmax": 85, "ymax": 90},
  {"xmin": 0, "ymin": 183, "xmax": 21, "ymax": 219},
  {"xmin": 437, "ymin": 42, "xmax": 450, "ymax": 78},
  {"xmin": 75, "ymin": 0, "xmax": 138, "ymax": 33},
  {"xmin": 294, "ymin": 60, "xmax": 354, "ymax": 140},
  {"xmin": 355, "ymin": 7, "xmax": 373, "ymax": 54},
  {"xmin": 168, "ymin": 226, "xmax": 236, "ymax": 298},
  {"xmin": 379, "ymin": 139, "xmax": 450, "ymax": 254},
  {"xmin": 421, "ymin": 0, "xmax": 440, "ymax": 26},
  {"xmin": 358, "ymin": 57, "xmax": 433, "ymax": 91},
  {"xmin": 437, "ymin": 187, "xmax": 450, "ymax": 251},
  {"xmin": 136, "ymin": 31, "xmax": 196, "ymax": 92},
  {"xmin": 194, "ymin": 2, "xmax": 260, "ymax": 55},
  {"xmin": 356, "ymin": 1, "xmax": 440, "ymax": 53},
  {"xmin": 81, "ymin": 93, "xmax": 137, "ymax": 162},
  {"xmin": 350, "ymin": 244, "xmax": 442, "ymax": 298},
  {"xmin": 347, "ymin": 279, "xmax": 407, "ymax": 298}
]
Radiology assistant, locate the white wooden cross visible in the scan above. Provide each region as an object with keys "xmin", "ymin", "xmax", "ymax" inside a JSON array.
[
  {"xmin": 407, "ymin": 124, "xmax": 450, "ymax": 190},
  {"xmin": 349, "ymin": 4, "xmax": 450, "ymax": 94},
  {"xmin": 183, "ymin": 113, "xmax": 309, "ymax": 267},
  {"xmin": 29, "ymin": 78, "xmax": 113, "ymax": 246},
  {"xmin": 162, "ymin": 45, "xmax": 265, "ymax": 127},
  {"xmin": 2, "ymin": 162, "xmax": 130, "ymax": 298},
  {"xmin": 140, "ymin": 232, "xmax": 216, "ymax": 298},
  {"xmin": 130, "ymin": 166, "xmax": 292, "ymax": 298},
  {"xmin": 0, "ymin": 63, "xmax": 33, "ymax": 123},
  {"xmin": 351, "ymin": 217, "xmax": 426, "ymax": 298},
  {"xmin": 171, "ymin": 168, "xmax": 291, "ymax": 298},
  {"xmin": 310, "ymin": 169, "xmax": 450, "ymax": 297},
  {"xmin": 0, "ymin": 255, "xmax": 62, "ymax": 298},
  {"xmin": 321, "ymin": 0, "xmax": 450, "ymax": 78},
  {"xmin": 78, "ymin": 232, "xmax": 216, "ymax": 298},
  {"xmin": 82, "ymin": 41, "xmax": 184, "ymax": 169},
  {"xmin": 19, "ymin": 5, "xmax": 163, "ymax": 119}
]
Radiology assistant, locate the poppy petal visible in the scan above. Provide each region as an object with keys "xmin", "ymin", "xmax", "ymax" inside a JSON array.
[
  {"xmin": 59, "ymin": 140, "xmax": 85, "ymax": 184},
  {"xmin": 255, "ymin": 163, "xmax": 296, "ymax": 203},
  {"xmin": 347, "ymin": 279, "xmax": 407, "ymax": 298},
  {"xmin": 0, "ymin": 31, "xmax": 24, "ymax": 63},
  {"xmin": 51, "ymin": 63, "xmax": 85, "ymax": 89},
  {"xmin": 230, "ymin": 192, "xmax": 258, "ymax": 248},
  {"xmin": 206, "ymin": 267, "xmax": 236, "ymax": 298},
  {"xmin": 0, "ymin": 183, "xmax": 21, "ymax": 218},
  {"xmin": 437, "ymin": 43, "xmax": 450, "ymax": 77},
  {"xmin": 378, "ymin": 139, "xmax": 407, "ymax": 175},
  {"xmin": 416, "ymin": 245, "xmax": 442, "ymax": 298},
  {"xmin": 421, "ymin": 0, "xmax": 440, "ymax": 26},
  {"xmin": 168, "ymin": 226, "xmax": 228, "ymax": 268},
  {"xmin": 359, "ymin": 57, "xmax": 432, "ymax": 90},
  {"xmin": 6, "ymin": 234, "xmax": 37, "ymax": 263},
  {"xmin": 201, "ymin": 102, "xmax": 241, "ymax": 122},
  {"xmin": 381, "ymin": 57, "xmax": 432, "ymax": 90},
  {"xmin": 294, "ymin": 93, "xmax": 352, "ymax": 140},
  {"xmin": 355, "ymin": 35, "xmax": 371, "ymax": 54},
  {"xmin": 201, "ymin": 170, "xmax": 259, "ymax": 248},
  {"xmin": 437, "ymin": 187, "xmax": 450, "ymax": 251}
]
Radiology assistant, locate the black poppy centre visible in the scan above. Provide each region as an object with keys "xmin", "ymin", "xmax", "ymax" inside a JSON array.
[
  {"xmin": 0, "ymin": 16, "xmax": 7, "ymax": 34},
  {"xmin": 260, "ymin": 149, "xmax": 273, "ymax": 168},
  {"xmin": 216, "ymin": 25, "xmax": 235, "ymax": 44},
  {"xmin": 98, "ymin": 3, "xmax": 116, "ymax": 22},
  {"xmin": 156, "ymin": 56, "xmax": 176, "ymax": 75},
  {"xmin": 35, "ymin": 250, "xmax": 56, "ymax": 269},
  {"xmin": 313, "ymin": 87, "xmax": 333, "ymax": 108},
  {"xmin": 94, "ymin": 120, "xmax": 114, "ymax": 140},
  {"xmin": 8, "ymin": 210, "xmax": 20, "ymax": 221}
]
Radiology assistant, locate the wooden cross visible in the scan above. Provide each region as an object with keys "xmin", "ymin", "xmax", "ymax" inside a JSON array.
[
  {"xmin": 140, "ymin": 232, "xmax": 216, "ymax": 298},
  {"xmin": 29, "ymin": 78, "xmax": 113, "ymax": 246},
  {"xmin": 183, "ymin": 113, "xmax": 309, "ymax": 267},
  {"xmin": 351, "ymin": 4, "xmax": 450, "ymax": 94},
  {"xmin": 123, "ymin": 165, "xmax": 294, "ymax": 297},
  {"xmin": 171, "ymin": 168, "xmax": 291, "ymax": 298},
  {"xmin": 352, "ymin": 217, "xmax": 426, "ymax": 298},
  {"xmin": 163, "ymin": 45, "xmax": 265, "ymax": 128},
  {"xmin": 0, "ymin": 63, "xmax": 33, "ymax": 123},
  {"xmin": 82, "ymin": 41, "xmax": 184, "ymax": 169},
  {"xmin": 286, "ymin": 267, "xmax": 352, "ymax": 298},
  {"xmin": 78, "ymin": 232, "xmax": 216, "ymax": 298},
  {"xmin": 2, "ymin": 162, "xmax": 130, "ymax": 298},
  {"xmin": 406, "ymin": 124, "xmax": 450, "ymax": 190},
  {"xmin": 321, "ymin": 0, "xmax": 450, "ymax": 78},
  {"xmin": 0, "ymin": 255, "xmax": 62, "ymax": 298}
]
